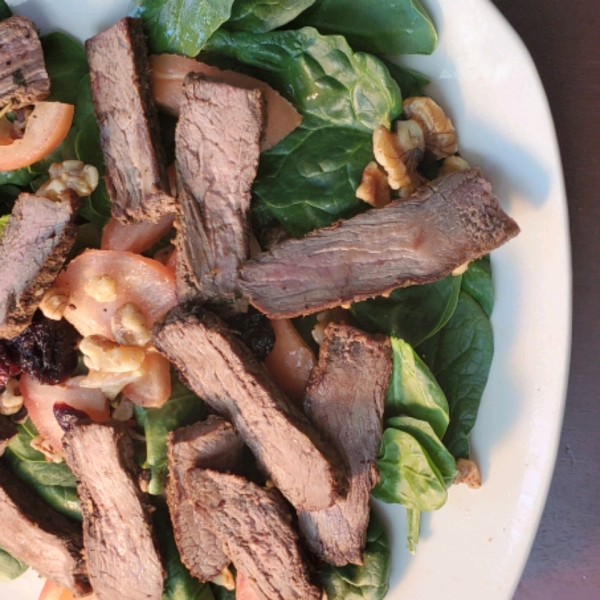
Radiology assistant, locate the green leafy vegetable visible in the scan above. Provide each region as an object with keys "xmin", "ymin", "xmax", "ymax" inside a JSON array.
[
  {"xmin": 419, "ymin": 291, "xmax": 494, "ymax": 459},
  {"xmin": 322, "ymin": 508, "xmax": 390, "ymax": 600},
  {"xmin": 130, "ymin": 0, "xmax": 235, "ymax": 56},
  {"xmin": 228, "ymin": 0, "xmax": 317, "ymax": 32},
  {"xmin": 379, "ymin": 58, "xmax": 430, "ymax": 99},
  {"xmin": 0, "ymin": 168, "xmax": 35, "ymax": 188},
  {"xmin": 351, "ymin": 275, "xmax": 462, "ymax": 347},
  {"xmin": 0, "ymin": 546, "xmax": 27, "ymax": 582},
  {"xmin": 0, "ymin": 0, "xmax": 11, "ymax": 21},
  {"xmin": 210, "ymin": 583, "xmax": 235, "ymax": 600},
  {"xmin": 154, "ymin": 502, "xmax": 215, "ymax": 600},
  {"xmin": 385, "ymin": 338, "xmax": 449, "ymax": 438},
  {"xmin": 406, "ymin": 508, "xmax": 420, "ymax": 555},
  {"xmin": 0, "ymin": 213, "xmax": 9, "ymax": 238},
  {"xmin": 461, "ymin": 256, "xmax": 494, "ymax": 318},
  {"xmin": 293, "ymin": 0, "xmax": 437, "ymax": 55},
  {"xmin": 135, "ymin": 376, "xmax": 207, "ymax": 495},
  {"xmin": 373, "ymin": 428, "xmax": 446, "ymax": 510}
]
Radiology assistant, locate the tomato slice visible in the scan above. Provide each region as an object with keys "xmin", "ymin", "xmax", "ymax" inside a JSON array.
[
  {"xmin": 0, "ymin": 102, "xmax": 74, "ymax": 171},
  {"xmin": 101, "ymin": 213, "xmax": 175, "ymax": 254},
  {"xmin": 122, "ymin": 350, "xmax": 171, "ymax": 408},
  {"xmin": 38, "ymin": 580, "xmax": 97, "ymax": 600},
  {"xmin": 21, "ymin": 374, "xmax": 110, "ymax": 454},
  {"xmin": 149, "ymin": 54, "xmax": 302, "ymax": 151},
  {"xmin": 53, "ymin": 250, "xmax": 178, "ymax": 340}
]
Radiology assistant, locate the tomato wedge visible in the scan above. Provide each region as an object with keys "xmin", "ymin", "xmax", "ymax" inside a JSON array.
[
  {"xmin": 0, "ymin": 102, "xmax": 74, "ymax": 171},
  {"xmin": 149, "ymin": 54, "xmax": 302, "ymax": 151},
  {"xmin": 38, "ymin": 580, "xmax": 97, "ymax": 600},
  {"xmin": 101, "ymin": 213, "xmax": 175, "ymax": 254}
]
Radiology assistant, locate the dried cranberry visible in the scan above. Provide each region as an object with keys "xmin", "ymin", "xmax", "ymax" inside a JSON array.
[
  {"xmin": 0, "ymin": 342, "xmax": 21, "ymax": 387},
  {"xmin": 53, "ymin": 403, "xmax": 91, "ymax": 432},
  {"xmin": 225, "ymin": 307, "xmax": 275, "ymax": 361},
  {"xmin": 6, "ymin": 312, "xmax": 81, "ymax": 385}
]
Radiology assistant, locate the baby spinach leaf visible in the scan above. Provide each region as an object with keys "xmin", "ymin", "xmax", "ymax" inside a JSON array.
[
  {"xmin": 0, "ymin": 0, "xmax": 11, "ymax": 21},
  {"xmin": 418, "ymin": 291, "xmax": 494, "ymax": 459},
  {"xmin": 0, "ymin": 214, "xmax": 9, "ymax": 238},
  {"xmin": 322, "ymin": 508, "xmax": 390, "ymax": 600},
  {"xmin": 351, "ymin": 275, "xmax": 462, "ymax": 347},
  {"xmin": 130, "ymin": 0, "xmax": 236, "ymax": 56},
  {"xmin": 253, "ymin": 118, "xmax": 372, "ymax": 236},
  {"xmin": 207, "ymin": 27, "xmax": 402, "ymax": 131},
  {"xmin": 379, "ymin": 57, "xmax": 430, "ymax": 99},
  {"xmin": 154, "ymin": 502, "xmax": 215, "ymax": 600},
  {"xmin": 385, "ymin": 338, "xmax": 449, "ymax": 438},
  {"xmin": 293, "ymin": 0, "xmax": 437, "ymax": 55},
  {"xmin": 228, "ymin": 0, "xmax": 317, "ymax": 33},
  {"xmin": 136, "ymin": 376, "xmax": 207, "ymax": 495},
  {"xmin": 406, "ymin": 508, "xmax": 420, "ymax": 554},
  {"xmin": 0, "ymin": 168, "xmax": 35, "ymax": 187},
  {"xmin": 0, "ymin": 546, "xmax": 27, "ymax": 582},
  {"xmin": 461, "ymin": 256, "xmax": 494, "ymax": 318},
  {"xmin": 373, "ymin": 428, "xmax": 446, "ymax": 510},
  {"xmin": 387, "ymin": 415, "xmax": 457, "ymax": 487}
]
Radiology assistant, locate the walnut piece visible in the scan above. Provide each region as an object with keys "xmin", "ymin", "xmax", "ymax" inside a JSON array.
[
  {"xmin": 454, "ymin": 458, "xmax": 482, "ymax": 489},
  {"xmin": 356, "ymin": 161, "xmax": 391, "ymax": 208},
  {"xmin": 38, "ymin": 160, "xmax": 99, "ymax": 200},
  {"xmin": 80, "ymin": 335, "xmax": 146, "ymax": 373},
  {"xmin": 111, "ymin": 302, "xmax": 151, "ymax": 347},
  {"xmin": 0, "ymin": 379, "xmax": 23, "ymax": 416},
  {"xmin": 39, "ymin": 287, "xmax": 70, "ymax": 321},
  {"xmin": 403, "ymin": 96, "xmax": 458, "ymax": 159},
  {"xmin": 372, "ymin": 125, "xmax": 412, "ymax": 193},
  {"xmin": 440, "ymin": 155, "xmax": 470, "ymax": 177},
  {"xmin": 84, "ymin": 274, "xmax": 118, "ymax": 303}
]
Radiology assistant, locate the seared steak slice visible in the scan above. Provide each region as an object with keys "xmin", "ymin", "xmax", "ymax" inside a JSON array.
[
  {"xmin": 0, "ymin": 460, "xmax": 90, "ymax": 595},
  {"xmin": 86, "ymin": 17, "xmax": 174, "ymax": 223},
  {"xmin": 0, "ymin": 191, "xmax": 78, "ymax": 339},
  {"xmin": 0, "ymin": 416, "xmax": 17, "ymax": 456},
  {"xmin": 240, "ymin": 169, "xmax": 520, "ymax": 318},
  {"xmin": 186, "ymin": 469, "xmax": 321, "ymax": 600},
  {"xmin": 153, "ymin": 305, "xmax": 346, "ymax": 512},
  {"xmin": 298, "ymin": 324, "xmax": 391, "ymax": 566},
  {"xmin": 167, "ymin": 416, "xmax": 244, "ymax": 582},
  {"xmin": 0, "ymin": 16, "xmax": 50, "ymax": 108},
  {"xmin": 63, "ymin": 420, "xmax": 164, "ymax": 600},
  {"xmin": 175, "ymin": 76, "xmax": 263, "ymax": 305}
]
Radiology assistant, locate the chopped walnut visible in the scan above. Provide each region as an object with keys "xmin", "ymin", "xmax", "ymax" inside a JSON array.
[
  {"xmin": 372, "ymin": 125, "xmax": 412, "ymax": 192},
  {"xmin": 312, "ymin": 308, "xmax": 349, "ymax": 345},
  {"xmin": 452, "ymin": 262, "xmax": 470, "ymax": 276},
  {"xmin": 31, "ymin": 435, "xmax": 64, "ymax": 463},
  {"xmin": 112, "ymin": 398, "xmax": 135, "ymax": 421},
  {"xmin": 38, "ymin": 160, "xmax": 99, "ymax": 200},
  {"xmin": 356, "ymin": 161, "xmax": 391, "ymax": 208},
  {"xmin": 111, "ymin": 302, "xmax": 151, "ymax": 347},
  {"xmin": 454, "ymin": 458, "xmax": 482, "ymax": 489},
  {"xmin": 440, "ymin": 155, "xmax": 470, "ymax": 177},
  {"xmin": 0, "ymin": 379, "xmax": 23, "ymax": 416},
  {"xmin": 80, "ymin": 335, "xmax": 146, "ymax": 373},
  {"xmin": 84, "ymin": 275, "xmax": 118, "ymax": 303},
  {"xmin": 403, "ymin": 97, "xmax": 458, "ymax": 159},
  {"xmin": 79, "ymin": 369, "xmax": 142, "ymax": 400},
  {"xmin": 212, "ymin": 567, "xmax": 236, "ymax": 591},
  {"xmin": 39, "ymin": 287, "xmax": 70, "ymax": 321}
]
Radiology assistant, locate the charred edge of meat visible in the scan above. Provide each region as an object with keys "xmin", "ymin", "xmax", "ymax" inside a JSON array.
[{"xmin": 221, "ymin": 306, "xmax": 275, "ymax": 362}]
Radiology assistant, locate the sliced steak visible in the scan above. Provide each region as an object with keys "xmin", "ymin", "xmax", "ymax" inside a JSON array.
[
  {"xmin": 0, "ymin": 15, "xmax": 50, "ymax": 109},
  {"xmin": 240, "ymin": 169, "xmax": 521, "ymax": 318},
  {"xmin": 0, "ymin": 191, "xmax": 78, "ymax": 339},
  {"xmin": 186, "ymin": 469, "xmax": 321, "ymax": 600},
  {"xmin": 167, "ymin": 415, "xmax": 244, "ymax": 582},
  {"xmin": 86, "ymin": 17, "xmax": 174, "ymax": 224},
  {"xmin": 0, "ymin": 416, "xmax": 17, "ymax": 456},
  {"xmin": 153, "ymin": 304, "xmax": 346, "ymax": 512},
  {"xmin": 175, "ymin": 76, "xmax": 263, "ymax": 305},
  {"xmin": 63, "ymin": 420, "xmax": 164, "ymax": 600},
  {"xmin": 298, "ymin": 324, "xmax": 391, "ymax": 566},
  {"xmin": 0, "ymin": 459, "xmax": 90, "ymax": 595}
]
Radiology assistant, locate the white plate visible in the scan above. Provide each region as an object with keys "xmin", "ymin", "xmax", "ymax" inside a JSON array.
[{"xmin": 1, "ymin": 1, "xmax": 571, "ymax": 599}]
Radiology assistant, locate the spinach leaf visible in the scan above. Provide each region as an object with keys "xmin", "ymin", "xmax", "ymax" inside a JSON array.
[
  {"xmin": 461, "ymin": 256, "xmax": 494, "ymax": 318},
  {"xmin": 136, "ymin": 376, "xmax": 207, "ymax": 495},
  {"xmin": 293, "ymin": 0, "xmax": 437, "ymax": 55},
  {"xmin": 351, "ymin": 275, "xmax": 462, "ymax": 347},
  {"xmin": 130, "ymin": 0, "xmax": 235, "ymax": 56},
  {"xmin": 0, "ymin": 213, "xmax": 9, "ymax": 238},
  {"xmin": 0, "ymin": 546, "xmax": 27, "ymax": 582},
  {"xmin": 154, "ymin": 502, "xmax": 215, "ymax": 600},
  {"xmin": 210, "ymin": 583, "xmax": 235, "ymax": 600},
  {"xmin": 253, "ymin": 118, "xmax": 372, "ymax": 236},
  {"xmin": 322, "ymin": 508, "xmax": 390, "ymax": 600},
  {"xmin": 0, "ymin": 168, "xmax": 35, "ymax": 187},
  {"xmin": 387, "ymin": 415, "xmax": 456, "ymax": 487},
  {"xmin": 0, "ymin": 0, "xmax": 11, "ymax": 21},
  {"xmin": 385, "ymin": 338, "xmax": 449, "ymax": 439},
  {"xmin": 41, "ymin": 33, "xmax": 89, "ymax": 104},
  {"xmin": 419, "ymin": 291, "xmax": 494, "ymax": 459},
  {"xmin": 0, "ymin": 184, "xmax": 21, "ymax": 213},
  {"xmin": 379, "ymin": 57, "xmax": 430, "ymax": 99},
  {"xmin": 406, "ymin": 508, "xmax": 420, "ymax": 555},
  {"xmin": 228, "ymin": 0, "xmax": 317, "ymax": 33},
  {"xmin": 207, "ymin": 28, "xmax": 402, "ymax": 132},
  {"xmin": 373, "ymin": 428, "xmax": 446, "ymax": 510}
]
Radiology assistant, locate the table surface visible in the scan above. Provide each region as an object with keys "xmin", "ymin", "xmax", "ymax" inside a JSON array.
[{"xmin": 488, "ymin": 1, "xmax": 600, "ymax": 599}]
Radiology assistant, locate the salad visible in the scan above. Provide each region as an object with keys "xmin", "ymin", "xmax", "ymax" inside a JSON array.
[{"xmin": 0, "ymin": 1, "xmax": 525, "ymax": 599}]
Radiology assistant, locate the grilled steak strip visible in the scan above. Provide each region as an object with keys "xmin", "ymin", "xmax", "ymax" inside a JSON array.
[
  {"xmin": 0, "ymin": 416, "xmax": 17, "ymax": 456},
  {"xmin": 0, "ymin": 459, "xmax": 90, "ymax": 595},
  {"xmin": 0, "ymin": 15, "xmax": 50, "ymax": 108},
  {"xmin": 63, "ymin": 420, "xmax": 164, "ymax": 600},
  {"xmin": 240, "ymin": 169, "xmax": 520, "ymax": 318},
  {"xmin": 186, "ymin": 469, "xmax": 321, "ymax": 600},
  {"xmin": 175, "ymin": 76, "xmax": 263, "ymax": 305},
  {"xmin": 86, "ymin": 17, "xmax": 174, "ymax": 224},
  {"xmin": 299, "ymin": 324, "xmax": 391, "ymax": 566},
  {"xmin": 167, "ymin": 416, "xmax": 244, "ymax": 582},
  {"xmin": 0, "ymin": 191, "xmax": 78, "ymax": 339},
  {"xmin": 153, "ymin": 304, "xmax": 347, "ymax": 512}
]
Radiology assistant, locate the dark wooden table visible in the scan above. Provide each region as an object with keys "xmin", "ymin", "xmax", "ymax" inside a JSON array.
[{"xmin": 489, "ymin": 1, "xmax": 600, "ymax": 598}]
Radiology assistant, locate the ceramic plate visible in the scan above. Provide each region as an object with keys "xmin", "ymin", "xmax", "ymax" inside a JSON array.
[{"xmin": 1, "ymin": 0, "xmax": 571, "ymax": 598}]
